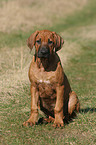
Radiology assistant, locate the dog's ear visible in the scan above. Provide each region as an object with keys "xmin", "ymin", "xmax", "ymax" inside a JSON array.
[
  {"xmin": 53, "ymin": 32, "xmax": 64, "ymax": 52},
  {"xmin": 27, "ymin": 31, "xmax": 39, "ymax": 50}
]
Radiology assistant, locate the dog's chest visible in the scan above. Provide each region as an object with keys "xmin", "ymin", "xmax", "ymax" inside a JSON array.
[
  {"xmin": 38, "ymin": 82, "xmax": 56, "ymax": 113},
  {"xmin": 36, "ymin": 71, "xmax": 56, "ymax": 97},
  {"xmin": 38, "ymin": 82, "xmax": 56, "ymax": 97},
  {"xmin": 30, "ymin": 63, "xmax": 57, "ymax": 85},
  {"xmin": 29, "ymin": 63, "xmax": 57, "ymax": 96}
]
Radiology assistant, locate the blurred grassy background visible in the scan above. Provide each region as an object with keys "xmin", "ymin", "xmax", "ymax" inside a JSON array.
[{"xmin": 0, "ymin": 0, "xmax": 96, "ymax": 144}]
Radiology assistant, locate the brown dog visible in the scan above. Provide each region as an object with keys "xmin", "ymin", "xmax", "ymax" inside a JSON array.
[{"xmin": 23, "ymin": 30, "xmax": 80, "ymax": 127}]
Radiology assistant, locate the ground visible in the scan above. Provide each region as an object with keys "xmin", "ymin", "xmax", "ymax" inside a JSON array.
[{"xmin": 0, "ymin": 0, "xmax": 96, "ymax": 144}]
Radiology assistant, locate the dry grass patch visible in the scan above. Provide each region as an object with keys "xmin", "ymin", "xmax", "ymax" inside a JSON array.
[
  {"xmin": 58, "ymin": 41, "xmax": 80, "ymax": 66},
  {"xmin": 0, "ymin": 0, "xmax": 87, "ymax": 32},
  {"xmin": 0, "ymin": 46, "xmax": 31, "ymax": 100},
  {"xmin": 77, "ymin": 25, "xmax": 96, "ymax": 40}
]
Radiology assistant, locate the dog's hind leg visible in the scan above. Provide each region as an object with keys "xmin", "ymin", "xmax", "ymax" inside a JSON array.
[{"xmin": 68, "ymin": 91, "xmax": 80, "ymax": 115}]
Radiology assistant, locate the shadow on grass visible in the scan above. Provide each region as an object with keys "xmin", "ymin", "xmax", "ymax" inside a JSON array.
[
  {"xmin": 38, "ymin": 111, "xmax": 78, "ymax": 126},
  {"xmin": 80, "ymin": 108, "xmax": 96, "ymax": 113},
  {"xmin": 37, "ymin": 108, "xmax": 96, "ymax": 126}
]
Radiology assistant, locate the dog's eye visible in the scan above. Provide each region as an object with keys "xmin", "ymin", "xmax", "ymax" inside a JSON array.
[
  {"xmin": 36, "ymin": 39, "xmax": 41, "ymax": 44},
  {"xmin": 48, "ymin": 39, "xmax": 53, "ymax": 45}
]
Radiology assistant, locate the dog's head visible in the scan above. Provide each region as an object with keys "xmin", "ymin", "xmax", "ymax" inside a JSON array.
[{"xmin": 27, "ymin": 30, "xmax": 64, "ymax": 58}]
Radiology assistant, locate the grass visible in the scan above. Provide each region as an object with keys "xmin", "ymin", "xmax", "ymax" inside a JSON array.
[
  {"xmin": 0, "ymin": 0, "xmax": 96, "ymax": 144},
  {"xmin": 50, "ymin": 0, "xmax": 96, "ymax": 33},
  {"xmin": 1, "ymin": 42, "xmax": 96, "ymax": 145},
  {"xmin": 0, "ymin": 0, "xmax": 87, "ymax": 32}
]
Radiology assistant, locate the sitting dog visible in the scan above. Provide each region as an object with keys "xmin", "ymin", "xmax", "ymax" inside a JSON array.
[{"xmin": 23, "ymin": 30, "xmax": 80, "ymax": 127}]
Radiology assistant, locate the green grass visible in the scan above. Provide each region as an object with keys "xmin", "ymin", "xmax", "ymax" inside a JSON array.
[
  {"xmin": 49, "ymin": 0, "xmax": 96, "ymax": 33},
  {"xmin": 0, "ymin": 31, "xmax": 28, "ymax": 49},
  {"xmin": 1, "ymin": 42, "xmax": 96, "ymax": 145},
  {"xmin": 1, "ymin": 0, "xmax": 96, "ymax": 144}
]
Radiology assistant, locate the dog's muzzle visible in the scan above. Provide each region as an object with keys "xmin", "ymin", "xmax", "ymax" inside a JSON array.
[{"xmin": 37, "ymin": 46, "xmax": 50, "ymax": 58}]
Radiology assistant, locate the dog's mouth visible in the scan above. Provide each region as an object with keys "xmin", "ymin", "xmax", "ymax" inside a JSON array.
[{"xmin": 37, "ymin": 47, "xmax": 50, "ymax": 58}]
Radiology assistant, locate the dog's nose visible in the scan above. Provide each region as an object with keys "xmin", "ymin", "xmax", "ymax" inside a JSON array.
[
  {"xmin": 41, "ymin": 47, "xmax": 49, "ymax": 54},
  {"xmin": 38, "ymin": 46, "xmax": 50, "ymax": 58}
]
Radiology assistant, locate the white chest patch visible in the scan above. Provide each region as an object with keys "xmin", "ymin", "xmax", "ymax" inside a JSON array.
[{"xmin": 39, "ymin": 79, "xmax": 50, "ymax": 84}]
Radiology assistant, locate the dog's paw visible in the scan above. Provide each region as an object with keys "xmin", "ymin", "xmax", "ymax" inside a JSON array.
[
  {"xmin": 23, "ymin": 120, "xmax": 37, "ymax": 127},
  {"xmin": 53, "ymin": 122, "xmax": 64, "ymax": 128},
  {"xmin": 44, "ymin": 116, "xmax": 55, "ymax": 123}
]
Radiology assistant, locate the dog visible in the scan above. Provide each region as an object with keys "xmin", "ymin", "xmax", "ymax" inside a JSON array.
[{"xmin": 23, "ymin": 30, "xmax": 80, "ymax": 127}]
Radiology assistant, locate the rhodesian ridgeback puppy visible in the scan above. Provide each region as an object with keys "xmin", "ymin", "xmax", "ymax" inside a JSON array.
[{"xmin": 23, "ymin": 30, "xmax": 80, "ymax": 127}]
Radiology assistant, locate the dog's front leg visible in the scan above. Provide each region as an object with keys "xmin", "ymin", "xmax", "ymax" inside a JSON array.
[
  {"xmin": 53, "ymin": 85, "xmax": 64, "ymax": 127},
  {"xmin": 23, "ymin": 84, "xmax": 39, "ymax": 126}
]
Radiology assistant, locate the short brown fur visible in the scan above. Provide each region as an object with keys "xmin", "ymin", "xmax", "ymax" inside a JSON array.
[{"xmin": 23, "ymin": 30, "xmax": 80, "ymax": 127}]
